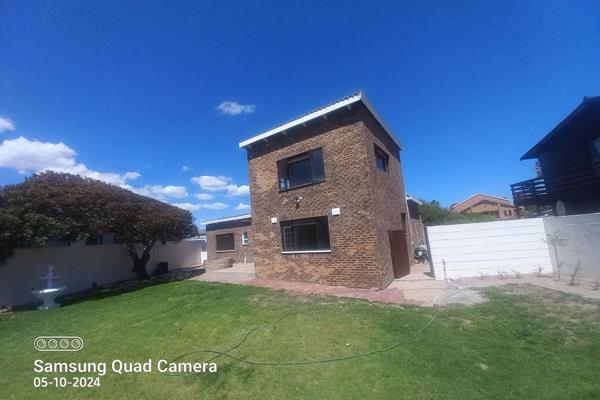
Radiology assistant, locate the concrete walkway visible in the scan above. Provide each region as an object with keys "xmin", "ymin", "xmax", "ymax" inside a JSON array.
[
  {"xmin": 387, "ymin": 263, "xmax": 484, "ymax": 306},
  {"xmin": 192, "ymin": 263, "xmax": 481, "ymax": 306},
  {"xmin": 456, "ymin": 274, "xmax": 600, "ymax": 301},
  {"xmin": 193, "ymin": 263, "xmax": 256, "ymax": 283},
  {"xmin": 192, "ymin": 262, "xmax": 599, "ymax": 306}
]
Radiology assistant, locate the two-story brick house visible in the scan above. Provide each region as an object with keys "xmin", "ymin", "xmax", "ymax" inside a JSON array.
[{"xmin": 238, "ymin": 92, "xmax": 412, "ymax": 289}]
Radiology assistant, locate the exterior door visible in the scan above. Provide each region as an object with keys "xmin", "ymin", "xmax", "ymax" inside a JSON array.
[{"xmin": 389, "ymin": 230, "xmax": 410, "ymax": 278}]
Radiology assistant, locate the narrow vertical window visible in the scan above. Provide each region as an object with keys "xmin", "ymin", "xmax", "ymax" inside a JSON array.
[
  {"xmin": 374, "ymin": 144, "xmax": 389, "ymax": 172},
  {"xmin": 242, "ymin": 232, "xmax": 249, "ymax": 245}
]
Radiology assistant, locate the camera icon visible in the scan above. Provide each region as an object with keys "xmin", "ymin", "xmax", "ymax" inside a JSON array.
[{"xmin": 34, "ymin": 336, "xmax": 83, "ymax": 352}]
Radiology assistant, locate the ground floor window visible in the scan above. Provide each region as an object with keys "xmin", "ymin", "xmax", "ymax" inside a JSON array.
[
  {"xmin": 216, "ymin": 233, "xmax": 235, "ymax": 251},
  {"xmin": 242, "ymin": 231, "xmax": 249, "ymax": 245},
  {"xmin": 281, "ymin": 216, "xmax": 330, "ymax": 252}
]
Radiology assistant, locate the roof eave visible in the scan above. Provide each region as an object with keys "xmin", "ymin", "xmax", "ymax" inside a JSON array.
[
  {"xmin": 520, "ymin": 96, "xmax": 600, "ymax": 160},
  {"xmin": 238, "ymin": 93, "xmax": 402, "ymax": 150},
  {"xmin": 359, "ymin": 93, "xmax": 403, "ymax": 150},
  {"xmin": 406, "ymin": 195, "xmax": 422, "ymax": 205},
  {"xmin": 203, "ymin": 213, "xmax": 252, "ymax": 225}
]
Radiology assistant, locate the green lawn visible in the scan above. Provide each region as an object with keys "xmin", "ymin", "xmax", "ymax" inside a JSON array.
[{"xmin": 1, "ymin": 279, "xmax": 599, "ymax": 400}]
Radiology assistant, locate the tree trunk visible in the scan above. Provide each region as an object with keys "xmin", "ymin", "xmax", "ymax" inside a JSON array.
[{"xmin": 127, "ymin": 244, "xmax": 153, "ymax": 280}]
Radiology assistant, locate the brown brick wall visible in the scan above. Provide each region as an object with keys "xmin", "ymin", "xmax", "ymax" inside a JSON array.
[
  {"xmin": 206, "ymin": 226, "xmax": 253, "ymax": 263},
  {"xmin": 246, "ymin": 104, "xmax": 410, "ymax": 288},
  {"xmin": 362, "ymin": 112, "xmax": 411, "ymax": 287}
]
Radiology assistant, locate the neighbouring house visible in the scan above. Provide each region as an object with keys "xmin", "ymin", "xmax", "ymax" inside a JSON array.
[
  {"xmin": 205, "ymin": 214, "xmax": 253, "ymax": 264},
  {"xmin": 511, "ymin": 96, "xmax": 600, "ymax": 215},
  {"xmin": 450, "ymin": 193, "xmax": 518, "ymax": 219},
  {"xmin": 406, "ymin": 195, "xmax": 426, "ymax": 248},
  {"xmin": 238, "ymin": 92, "xmax": 413, "ymax": 288}
]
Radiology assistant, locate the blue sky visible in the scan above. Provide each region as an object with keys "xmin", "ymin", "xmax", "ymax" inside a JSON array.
[{"xmin": 1, "ymin": 1, "xmax": 599, "ymax": 225}]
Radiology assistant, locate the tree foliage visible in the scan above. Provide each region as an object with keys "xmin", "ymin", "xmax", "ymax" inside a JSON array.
[
  {"xmin": 0, "ymin": 172, "xmax": 198, "ymax": 278},
  {"xmin": 420, "ymin": 200, "xmax": 496, "ymax": 226}
]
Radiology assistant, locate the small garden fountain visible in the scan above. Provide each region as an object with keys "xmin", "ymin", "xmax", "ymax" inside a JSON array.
[{"xmin": 31, "ymin": 265, "xmax": 67, "ymax": 310}]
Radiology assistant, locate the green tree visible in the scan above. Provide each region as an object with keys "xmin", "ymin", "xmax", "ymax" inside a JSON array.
[
  {"xmin": 0, "ymin": 172, "xmax": 198, "ymax": 279},
  {"xmin": 110, "ymin": 193, "xmax": 199, "ymax": 279}
]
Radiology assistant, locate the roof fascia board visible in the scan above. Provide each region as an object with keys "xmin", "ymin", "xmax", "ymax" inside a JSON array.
[
  {"xmin": 238, "ymin": 93, "xmax": 402, "ymax": 149},
  {"xmin": 406, "ymin": 195, "xmax": 423, "ymax": 205},
  {"xmin": 204, "ymin": 214, "xmax": 251, "ymax": 225},
  {"xmin": 521, "ymin": 97, "xmax": 600, "ymax": 160},
  {"xmin": 239, "ymin": 94, "xmax": 362, "ymax": 148},
  {"xmin": 359, "ymin": 93, "xmax": 403, "ymax": 149}
]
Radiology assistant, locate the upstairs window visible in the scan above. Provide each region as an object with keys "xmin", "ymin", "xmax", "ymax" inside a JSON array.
[
  {"xmin": 281, "ymin": 216, "xmax": 331, "ymax": 252},
  {"xmin": 216, "ymin": 233, "xmax": 235, "ymax": 252},
  {"xmin": 374, "ymin": 144, "xmax": 389, "ymax": 172},
  {"xmin": 277, "ymin": 148, "xmax": 325, "ymax": 190}
]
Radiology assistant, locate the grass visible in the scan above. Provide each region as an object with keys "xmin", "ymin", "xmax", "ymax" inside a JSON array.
[{"xmin": 1, "ymin": 279, "xmax": 599, "ymax": 400}]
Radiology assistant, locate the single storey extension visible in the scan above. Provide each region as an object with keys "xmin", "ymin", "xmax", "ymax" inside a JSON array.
[{"xmin": 205, "ymin": 214, "xmax": 252, "ymax": 264}]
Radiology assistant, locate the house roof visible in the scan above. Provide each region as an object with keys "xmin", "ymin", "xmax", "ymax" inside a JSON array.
[
  {"xmin": 450, "ymin": 193, "xmax": 514, "ymax": 213},
  {"xmin": 203, "ymin": 213, "xmax": 251, "ymax": 226},
  {"xmin": 238, "ymin": 92, "xmax": 402, "ymax": 149},
  {"xmin": 521, "ymin": 96, "xmax": 600, "ymax": 160}
]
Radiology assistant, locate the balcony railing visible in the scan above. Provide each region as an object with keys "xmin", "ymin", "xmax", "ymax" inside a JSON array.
[{"xmin": 510, "ymin": 177, "xmax": 548, "ymax": 206}]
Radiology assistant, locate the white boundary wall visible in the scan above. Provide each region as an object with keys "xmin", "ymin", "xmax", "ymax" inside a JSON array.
[
  {"xmin": 544, "ymin": 213, "xmax": 600, "ymax": 280},
  {"xmin": 428, "ymin": 218, "xmax": 552, "ymax": 280},
  {"xmin": 0, "ymin": 240, "xmax": 205, "ymax": 307}
]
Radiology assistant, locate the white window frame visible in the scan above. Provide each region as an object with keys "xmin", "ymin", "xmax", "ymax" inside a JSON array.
[{"xmin": 242, "ymin": 231, "xmax": 249, "ymax": 246}]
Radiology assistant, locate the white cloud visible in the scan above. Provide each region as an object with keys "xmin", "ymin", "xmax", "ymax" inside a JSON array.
[
  {"xmin": 127, "ymin": 185, "xmax": 188, "ymax": 201},
  {"xmin": 0, "ymin": 117, "xmax": 16, "ymax": 133},
  {"xmin": 191, "ymin": 175, "xmax": 230, "ymax": 191},
  {"xmin": 191, "ymin": 175, "xmax": 249, "ymax": 197},
  {"xmin": 181, "ymin": 165, "xmax": 191, "ymax": 172},
  {"xmin": 172, "ymin": 201, "xmax": 228, "ymax": 212},
  {"xmin": 194, "ymin": 192, "xmax": 214, "ymax": 201},
  {"xmin": 202, "ymin": 202, "xmax": 228, "ymax": 210},
  {"xmin": 0, "ymin": 136, "xmax": 139, "ymax": 186},
  {"xmin": 235, "ymin": 203, "xmax": 251, "ymax": 211},
  {"xmin": 227, "ymin": 184, "xmax": 249, "ymax": 197},
  {"xmin": 0, "ymin": 136, "xmax": 75, "ymax": 170},
  {"xmin": 172, "ymin": 202, "xmax": 203, "ymax": 211},
  {"xmin": 215, "ymin": 101, "xmax": 256, "ymax": 116}
]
